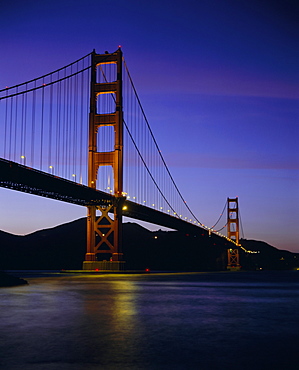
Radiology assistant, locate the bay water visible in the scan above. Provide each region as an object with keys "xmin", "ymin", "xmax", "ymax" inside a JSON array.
[{"xmin": 1, "ymin": 271, "xmax": 298, "ymax": 369}]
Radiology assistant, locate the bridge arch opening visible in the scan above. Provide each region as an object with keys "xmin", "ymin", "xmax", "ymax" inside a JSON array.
[
  {"xmin": 97, "ymin": 92, "xmax": 116, "ymax": 115},
  {"xmin": 96, "ymin": 62, "xmax": 117, "ymax": 84},
  {"xmin": 97, "ymin": 125, "xmax": 115, "ymax": 153}
]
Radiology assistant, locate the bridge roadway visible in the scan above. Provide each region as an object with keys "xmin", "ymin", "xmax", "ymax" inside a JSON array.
[{"xmin": 0, "ymin": 159, "xmax": 231, "ymax": 244}]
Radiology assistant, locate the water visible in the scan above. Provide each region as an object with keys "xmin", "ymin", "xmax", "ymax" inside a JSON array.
[{"xmin": 1, "ymin": 271, "xmax": 298, "ymax": 370}]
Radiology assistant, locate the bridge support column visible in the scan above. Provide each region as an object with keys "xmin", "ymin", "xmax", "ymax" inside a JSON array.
[
  {"xmin": 83, "ymin": 48, "xmax": 125, "ymax": 271},
  {"xmin": 83, "ymin": 200, "xmax": 126, "ymax": 271},
  {"xmin": 227, "ymin": 197, "xmax": 241, "ymax": 270}
]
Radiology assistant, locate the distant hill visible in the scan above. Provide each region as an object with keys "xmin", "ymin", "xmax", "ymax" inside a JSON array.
[
  {"xmin": 240, "ymin": 239, "xmax": 299, "ymax": 270},
  {"xmin": 0, "ymin": 218, "xmax": 87, "ymax": 270},
  {"xmin": 0, "ymin": 218, "xmax": 298, "ymax": 271}
]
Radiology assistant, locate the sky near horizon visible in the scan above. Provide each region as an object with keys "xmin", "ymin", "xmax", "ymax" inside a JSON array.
[{"xmin": 0, "ymin": 0, "xmax": 298, "ymax": 252}]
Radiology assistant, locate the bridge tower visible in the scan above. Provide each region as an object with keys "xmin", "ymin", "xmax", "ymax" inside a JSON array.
[
  {"xmin": 227, "ymin": 197, "xmax": 241, "ymax": 270},
  {"xmin": 83, "ymin": 49, "xmax": 125, "ymax": 271}
]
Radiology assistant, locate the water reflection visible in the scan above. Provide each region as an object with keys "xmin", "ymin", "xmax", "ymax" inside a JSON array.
[{"xmin": 80, "ymin": 278, "xmax": 143, "ymax": 366}]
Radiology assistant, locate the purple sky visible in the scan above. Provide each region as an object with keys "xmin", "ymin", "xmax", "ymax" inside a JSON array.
[{"xmin": 0, "ymin": 0, "xmax": 298, "ymax": 252}]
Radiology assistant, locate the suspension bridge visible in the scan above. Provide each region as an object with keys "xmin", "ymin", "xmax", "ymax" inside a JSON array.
[{"xmin": 0, "ymin": 48, "xmax": 245, "ymax": 271}]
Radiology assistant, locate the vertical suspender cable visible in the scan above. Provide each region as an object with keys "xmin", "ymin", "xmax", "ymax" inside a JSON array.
[
  {"xmin": 14, "ymin": 87, "xmax": 18, "ymax": 162},
  {"xmin": 31, "ymin": 82, "xmax": 36, "ymax": 167},
  {"xmin": 56, "ymin": 75, "xmax": 61, "ymax": 177},
  {"xmin": 48, "ymin": 75, "xmax": 53, "ymax": 172},
  {"xmin": 79, "ymin": 59, "xmax": 84, "ymax": 184},
  {"xmin": 9, "ymin": 96, "xmax": 13, "ymax": 160},
  {"xmin": 20, "ymin": 90, "xmax": 25, "ymax": 161},
  {"xmin": 23, "ymin": 84, "xmax": 28, "ymax": 163},
  {"xmin": 4, "ymin": 89, "xmax": 8, "ymax": 158},
  {"xmin": 40, "ymin": 79, "xmax": 45, "ymax": 169},
  {"xmin": 62, "ymin": 68, "xmax": 66, "ymax": 178}
]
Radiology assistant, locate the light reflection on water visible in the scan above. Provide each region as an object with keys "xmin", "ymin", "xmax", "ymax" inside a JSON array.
[{"xmin": 1, "ymin": 271, "xmax": 298, "ymax": 369}]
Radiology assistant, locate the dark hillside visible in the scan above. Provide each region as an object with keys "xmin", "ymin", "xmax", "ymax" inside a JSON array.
[
  {"xmin": 240, "ymin": 239, "xmax": 299, "ymax": 270},
  {"xmin": 0, "ymin": 218, "xmax": 86, "ymax": 270},
  {"xmin": 0, "ymin": 219, "xmax": 298, "ymax": 271}
]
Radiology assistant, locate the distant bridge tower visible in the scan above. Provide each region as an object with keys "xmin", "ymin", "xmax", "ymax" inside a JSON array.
[
  {"xmin": 227, "ymin": 197, "xmax": 241, "ymax": 270},
  {"xmin": 83, "ymin": 49, "xmax": 125, "ymax": 271}
]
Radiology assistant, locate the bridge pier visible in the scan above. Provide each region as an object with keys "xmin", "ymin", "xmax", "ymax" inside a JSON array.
[{"xmin": 83, "ymin": 197, "xmax": 126, "ymax": 271}]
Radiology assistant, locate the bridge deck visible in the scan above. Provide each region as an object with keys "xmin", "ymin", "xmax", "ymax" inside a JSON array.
[{"xmin": 0, "ymin": 159, "xmax": 231, "ymax": 243}]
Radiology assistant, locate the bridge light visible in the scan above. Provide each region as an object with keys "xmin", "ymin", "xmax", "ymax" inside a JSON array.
[
  {"xmin": 152, "ymin": 204, "xmax": 155, "ymax": 206},
  {"xmin": 127, "ymin": 196, "xmax": 130, "ymax": 199},
  {"xmin": 122, "ymin": 206, "xmax": 128, "ymax": 210},
  {"xmin": 160, "ymin": 207, "xmax": 163, "ymax": 210}
]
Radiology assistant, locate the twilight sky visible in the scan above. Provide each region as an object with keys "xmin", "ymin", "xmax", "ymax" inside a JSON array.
[{"xmin": 0, "ymin": 0, "xmax": 298, "ymax": 252}]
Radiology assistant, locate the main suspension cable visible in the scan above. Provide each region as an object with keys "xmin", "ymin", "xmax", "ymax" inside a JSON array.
[
  {"xmin": 123, "ymin": 58, "xmax": 203, "ymax": 225},
  {"xmin": 0, "ymin": 52, "xmax": 93, "ymax": 93},
  {"xmin": 0, "ymin": 66, "xmax": 91, "ymax": 100},
  {"xmin": 210, "ymin": 200, "xmax": 227, "ymax": 229}
]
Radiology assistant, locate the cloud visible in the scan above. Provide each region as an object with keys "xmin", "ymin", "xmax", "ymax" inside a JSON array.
[
  {"xmin": 164, "ymin": 152, "xmax": 299, "ymax": 170},
  {"xmin": 135, "ymin": 61, "xmax": 299, "ymax": 101}
]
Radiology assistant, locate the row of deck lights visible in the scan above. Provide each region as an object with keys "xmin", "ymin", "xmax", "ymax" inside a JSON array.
[
  {"xmin": 18, "ymin": 162, "xmax": 255, "ymax": 252},
  {"xmin": 119, "ymin": 190, "xmax": 238, "ymax": 242},
  {"xmin": 16, "ymin": 164, "xmax": 245, "ymax": 250},
  {"xmin": 17, "ymin": 157, "xmax": 249, "ymax": 251},
  {"xmin": 15, "ymin": 163, "xmax": 237, "ymax": 244},
  {"xmin": 96, "ymin": 185, "xmax": 250, "ymax": 249},
  {"xmin": 20, "ymin": 156, "xmax": 79, "ymax": 182},
  {"xmin": 121, "ymin": 194, "xmax": 260, "ymax": 251}
]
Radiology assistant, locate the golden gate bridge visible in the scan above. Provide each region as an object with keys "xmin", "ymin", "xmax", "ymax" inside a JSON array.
[{"xmin": 0, "ymin": 48, "xmax": 248, "ymax": 270}]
